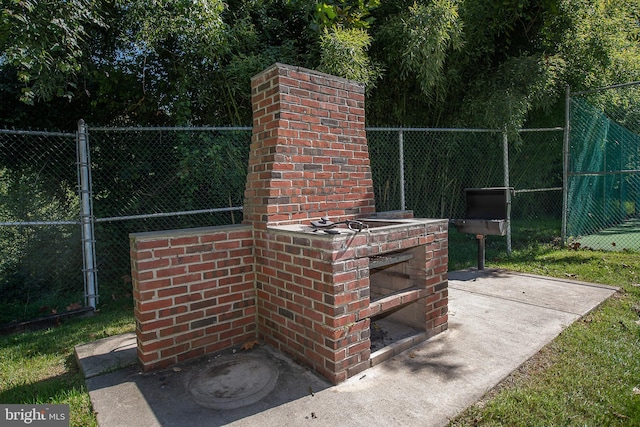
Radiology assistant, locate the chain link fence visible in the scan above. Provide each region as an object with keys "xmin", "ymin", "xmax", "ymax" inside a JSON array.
[
  {"xmin": 369, "ymin": 129, "xmax": 505, "ymax": 218},
  {"xmin": 0, "ymin": 130, "xmax": 82, "ymax": 324},
  {"xmin": 368, "ymin": 127, "xmax": 564, "ymax": 269},
  {"xmin": 88, "ymin": 126, "xmax": 251, "ymax": 304},
  {"xmin": 0, "ymin": 124, "xmax": 563, "ymax": 323},
  {"xmin": 566, "ymin": 83, "xmax": 640, "ymax": 251},
  {"xmin": 368, "ymin": 127, "xmax": 563, "ymax": 220}
]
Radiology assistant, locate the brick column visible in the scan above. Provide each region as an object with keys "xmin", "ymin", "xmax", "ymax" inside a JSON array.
[{"xmin": 244, "ymin": 63, "xmax": 375, "ymax": 228}]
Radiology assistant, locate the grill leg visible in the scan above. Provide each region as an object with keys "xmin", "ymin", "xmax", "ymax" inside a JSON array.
[{"xmin": 476, "ymin": 234, "xmax": 485, "ymax": 270}]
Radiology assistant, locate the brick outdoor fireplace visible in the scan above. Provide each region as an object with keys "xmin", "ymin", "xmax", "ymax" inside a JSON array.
[{"xmin": 130, "ymin": 63, "xmax": 448, "ymax": 384}]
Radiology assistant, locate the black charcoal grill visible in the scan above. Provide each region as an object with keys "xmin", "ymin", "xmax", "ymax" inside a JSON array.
[{"xmin": 450, "ymin": 187, "xmax": 514, "ymax": 270}]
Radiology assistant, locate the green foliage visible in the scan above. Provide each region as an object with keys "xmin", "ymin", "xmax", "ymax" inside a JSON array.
[
  {"xmin": 175, "ymin": 131, "xmax": 249, "ymax": 208},
  {"xmin": 428, "ymin": 0, "xmax": 565, "ymax": 129},
  {"xmin": 101, "ymin": 0, "xmax": 307, "ymax": 125},
  {"xmin": 291, "ymin": 0, "xmax": 380, "ymax": 31},
  {"xmin": 0, "ymin": 0, "xmax": 105, "ymax": 103},
  {"xmin": 396, "ymin": 0, "xmax": 463, "ymax": 100},
  {"xmin": 460, "ymin": 53, "xmax": 566, "ymax": 132},
  {"xmin": 212, "ymin": 7, "xmax": 304, "ymax": 125},
  {"xmin": 318, "ymin": 27, "xmax": 381, "ymax": 87},
  {"xmin": 552, "ymin": 0, "xmax": 640, "ymax": 89},
  {"xmin": 106, "ymin": 0, "xmax": 227, "ymax": 124},
  {"xmin": 2, "ymin": 0, "xmax": 640, "ymax": 130},
  {"xmin": 366, "ymin": 0, "xmax": 464, "ymax": 125},
  {"xmin": 123, "ymin": 0, "xmax": 225, "ymax": 52}
]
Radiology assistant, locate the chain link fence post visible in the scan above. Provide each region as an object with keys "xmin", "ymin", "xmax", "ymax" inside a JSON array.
[
  {"xmin": 77, "ymin": 120, "xmax": 98, "ymax": 309},
  {"xmin": 503, "ymin": 129, "xmax": 512, "ymax": 255},
  {"xmin": 562, "ymin": 85, "xmax": 571, "ymax": 244},
  {"xmin": 399, "ymin": 129, "xmax": 406, "ymax": 211}
]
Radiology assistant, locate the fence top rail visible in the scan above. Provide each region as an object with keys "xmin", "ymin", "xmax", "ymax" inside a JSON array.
[
  {"xmin": 572, "ymin": 81, "xmax": 640, "ymax": 96},
  {"xmin": 365, "ymin": 127, "xmax": 502, "ymax": 132},
  {"xmin": 0, "ymin": 129, "xmax": 76, "ymax": 137},
  {"xmin": 518, "ymin": 127, "xmax": 564, "ymax": 132},
  {"xmin": 88, "ymin": 126, "xmax": 252, "ymax": 132},
  {"xmin": 13, "ymin": 125, "xmax": 564, "ymax": 133}
]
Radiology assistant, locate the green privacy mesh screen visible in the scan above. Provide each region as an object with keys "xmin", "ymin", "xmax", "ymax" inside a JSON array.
[{"xmin": 568, "ymin": 92, "xmax": 640, "ymax": 251}]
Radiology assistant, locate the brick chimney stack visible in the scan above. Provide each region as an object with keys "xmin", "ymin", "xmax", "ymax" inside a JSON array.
[{"xmin": 243, "ymin": 63, "xmax": 375, "ymax": 228}]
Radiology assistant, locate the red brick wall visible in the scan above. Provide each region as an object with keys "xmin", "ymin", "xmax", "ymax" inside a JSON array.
[
  {"xmin": 244, "ymin": 63, "xmax": 375, "ymax": 228},
  {"xmin": 130, "ymin": 225, "xmax": 255, "ymax": 371},
  {"xmin": 255, "ymin": 219, "xmax": 448, "ymax": 384},
  {"xmin": 254, "ymin": 228, "xmax": 372, "ymax": 384},
  {"xmin": 246, "ymin": 63, "xmax": 380, "ymax": 383}
]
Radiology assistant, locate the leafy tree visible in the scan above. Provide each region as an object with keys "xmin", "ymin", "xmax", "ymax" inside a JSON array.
[
  {"xmin": 1, "ymin": 0, "xmax": 640, "ymax": 129},
  {"xmin": 367, "ymin": 0, "xmax": 463, "ymax": 125},
  {"xmin": 0, "ymin": 0, "xmax": 105, "ymax": 104},
  {"xmin": 318, "ymin": 27, "xmax": 381, "ymax": 89},
  {"xmin": 552, "ymin": 0, "xmax": 640, "ymax": 91},
  {"xmin": 291, "ymin": 0, "xmax": 380, "ymax": 31}
]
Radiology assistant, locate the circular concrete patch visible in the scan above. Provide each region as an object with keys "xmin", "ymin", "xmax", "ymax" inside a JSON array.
[{"xmin": 186, "ymin": 354, "xmax": 279, "ymax": 409}]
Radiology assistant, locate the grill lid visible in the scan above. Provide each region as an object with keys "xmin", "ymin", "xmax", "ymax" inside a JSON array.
[{"xmin": 464, "ymin": 187, "xmax": 514, "ymax": 220}]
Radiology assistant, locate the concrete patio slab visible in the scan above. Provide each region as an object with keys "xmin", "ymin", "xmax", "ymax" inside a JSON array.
[
  {"xmin": 76, "ymin": 269, "xmax": 617, "ymax": 427},
  {"xmin": 75, "ymin": 332, "xmax": 137, "ymax": 378}
]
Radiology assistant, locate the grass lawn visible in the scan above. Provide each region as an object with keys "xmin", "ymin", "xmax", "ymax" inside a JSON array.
[
  {"xmin": 0, "ymin": 305, "xmax": 135, "ymax": 426},
  {"xmin": 449, "ymin": 223, "xmax": 640, "ymax": 426},
  {"xmin": 1, "ymin": 221, "xmax": 639, "ymax": 426}
]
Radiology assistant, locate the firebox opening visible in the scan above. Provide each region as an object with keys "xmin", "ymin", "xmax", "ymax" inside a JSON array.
[
  {"xmin": 370, "ymin": 311, "xmax": 424, "ymax": 352},
  {"xmin": 369, "ymin": 247, "xmax": 424, "ymax": 305},
  {"xmin": 367, "ymin": 246, "xmax": 430, "ymax": 359}
]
